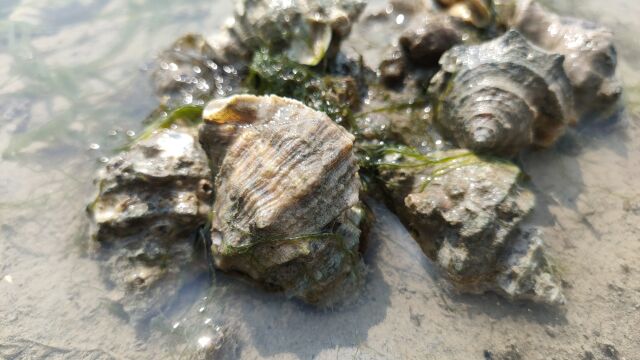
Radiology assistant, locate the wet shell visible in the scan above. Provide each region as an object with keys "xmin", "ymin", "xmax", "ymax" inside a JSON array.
[
  {"xmin": 199, "ymin": 94, "xmax": 365, "ymax": 305},
  {"xmin": 429, "ymin": 30, "xmax": 575, "ymax": 157},
  {"xmin": 399, "ymin": 14, "xmax": 463, "ymax": 68},
  {"xmin": 214, "ymin": 0, "xmax": 366, "ymax": 66},
  {"xmin": 151, "ymin": 34, "xmax": 240, "ymax": 108},
  {"xmin": 510, "ymin": 0, "xmax": 622, "ymax": 121},
  {"xmin": 88, "ymin": 128, "xmax": 213, "ymax": 319},
  {"xmin": 435, "ymin": 0, "xmax": 493, "ymax": 28},
  {"xmin": 378, "ymin": 148, "xmax": 564, "ymax": 305}
]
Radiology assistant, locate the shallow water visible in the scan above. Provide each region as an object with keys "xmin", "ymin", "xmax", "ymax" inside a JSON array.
[{"xmin": 1, "ymin": 1, "xmax": 639, "ymax": 359}]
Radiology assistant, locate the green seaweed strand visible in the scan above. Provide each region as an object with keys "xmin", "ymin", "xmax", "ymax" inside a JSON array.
[{"xmin": 121, "ymin": 104, "xmax": 203, "ymax": 149}]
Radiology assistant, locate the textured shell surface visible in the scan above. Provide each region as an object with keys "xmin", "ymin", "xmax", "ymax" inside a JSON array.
[
  {"xmin": 218, "ymin": 0, "xmax": 365, "ymax": 66},
  {"xmin": 199, "ymin": 94, "xmax": 364, "ymax": 305},
  {"xmin": 430, "ymin": 30, "xmax": 575, "ymax": 157},
  {"xmin": 88, "ymin": 128, "xmax": 213, "ymax": 320},
  {"xmin": 378, "ymin": 148, "xmax": 564, "ymax": 305},
  {"xmin": 151, "ymin": 34, "xmax": 241, "ymax": 108},
  {"xmin": 91, "ymin": 128, "xmax": 212, "ymax": 236},
  {"xmin": 511, "ymin": 0, "xmax": 622, "ymax": 121}
]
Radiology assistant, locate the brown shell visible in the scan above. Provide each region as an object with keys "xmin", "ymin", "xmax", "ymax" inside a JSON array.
[{"xmin": 199, "ymin": 94, "xmax": 365, "ymax": 305}]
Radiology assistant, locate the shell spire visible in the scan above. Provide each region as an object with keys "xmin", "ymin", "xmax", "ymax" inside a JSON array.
[{"xmin": 430, "ymin": 30, "xmax": 575, "ymax": 156}]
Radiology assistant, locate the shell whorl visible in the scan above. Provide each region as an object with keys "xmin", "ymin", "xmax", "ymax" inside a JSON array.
[
  {"xmin": 510, "ymin": 0, "xmax": 622, "ymax": 122},
  {"xmin": 431, "ymin": 30, "xmax": 575, "ymax": 156}
]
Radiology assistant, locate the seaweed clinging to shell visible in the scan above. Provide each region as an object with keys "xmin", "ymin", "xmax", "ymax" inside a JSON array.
[
  {"xmin": 378, "ymin": 148, "xmax": 564, "ymax": 305},
  {"xmin": 199, "ymin": 94, "xmax": 366, "ymax": 306},
  {"xmin": 429, "ymin": 30, "xmax": 575, "ymax": 157},
  {"xmin": 510, "ymin": 0, "xmax": 622, "ymax": 121}
]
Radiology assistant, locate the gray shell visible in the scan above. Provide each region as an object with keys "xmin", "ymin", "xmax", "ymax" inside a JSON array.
[
  {"xmin": 88, "ymin": 128, "xmax": 213, "ymax": 318},
  {"xmin": 430, "ymin": 30, "xmax": 575, "ymax": 157},
  {"xmin": 151, "ymin": 34, "xmax": 241, "ymax": 108},
  {"xmin": 213, "ymin": 0, "xmax": 366, "ymax": 66},
  {"xmin": 379, "ymin": 148, "xmax": 564, "ymax": 305},
  {"xmin": 199, "ymin": 94, "xmax": 365, "ymax": 306},
  {"xmin": 511, "ymin": 0, "xmax": 622, "ymax": 122}
]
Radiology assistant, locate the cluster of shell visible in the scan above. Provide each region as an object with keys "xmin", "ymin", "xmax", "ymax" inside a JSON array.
[
  {"xmin": 426, "ymin": 0, "xmax": 622, "ymax": 156},
  {"xmin": 88, "ymin": 0, "xmax": 622, "ymax": 313},
  {"xmin": 211, "ymin": 0, "xmax": 366, "ymax": 66}
]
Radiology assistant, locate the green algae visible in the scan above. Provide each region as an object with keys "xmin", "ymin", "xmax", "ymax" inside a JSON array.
[
  {"xmin": 244, "ymin": 49, "xmax": 360, "ymax": 130},
  {"xmin": 132, "ymin": 105, "xmax": 203, "ymax": 144},
  {"xmin": 361, "ymin": 144, "xmax": 521, "ymax": 191}
]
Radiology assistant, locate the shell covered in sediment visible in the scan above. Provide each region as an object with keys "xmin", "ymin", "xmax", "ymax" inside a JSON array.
[
  {"xmin": 429, "ymin": 30, "xmax": 575, "ymax": 157},
  {"xmin": 510, "ymin": 0, "xmax": 622, "ymax": 121},
  {"xmin": 199, "ymin": 94, "xmax": 365, "ymax": 305},
  {"xmin": 378, "ymin": 148, "xmax": 564, "ymax": 305},
  {"xmin": 215, "ymin": 0, "xmax": 365, "ymax": 66}
]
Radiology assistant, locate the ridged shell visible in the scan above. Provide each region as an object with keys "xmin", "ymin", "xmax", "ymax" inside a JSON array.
[
  {"xmin": 379, "ymin": 148, "xmax": 564, "ymax": 305},
  {"xmin": 430, "ymin": 30, "xmax": 575, "ymax": 156},
  {"xmin": 511, "ymin": 0, "xmax": 622, "ymax": 121},
  {"xmin": 199, "ymin": 94, "xmax": 365, "ymax": 305},
  {"xmin": 88, "ymin": 128, "xmax": 213, "ymax": 319}
]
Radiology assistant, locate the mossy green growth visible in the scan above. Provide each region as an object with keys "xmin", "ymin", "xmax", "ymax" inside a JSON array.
[
  {"xmin": 245, "ymin": 49, "xmax": 360, "ymax": 130},
  {"xmin": 362, "ymin": 144, "xmax": 520, "ymax": 191}
]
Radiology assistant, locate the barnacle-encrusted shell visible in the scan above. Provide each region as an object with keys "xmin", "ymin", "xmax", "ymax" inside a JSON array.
[
  {"xmin": 429, "ymin": 30, "xmax": 575, "ymax": 157},
  {"xmin": 199, "ymin": 94, "xmax": 365, "ymax": 305},
  {"xmin": 213, "ymin": 0, "xmax": 366, "ymax": 66},
  {"xmin": 88, "ymin": 128, "xmax": 213, "ymax": 317},
  {"xmin": 510, "ymin": 0, "xmax": 622, "ymax": 121},
  {"xmin": 379, "ymin": 148, "xmax": 564, "ymax": 305}
]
